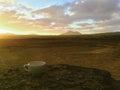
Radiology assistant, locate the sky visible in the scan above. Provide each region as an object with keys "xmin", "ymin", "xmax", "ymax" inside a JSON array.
[{"xmin": 0, "ymin": 0, "xmax": 120, "ymax": 35}]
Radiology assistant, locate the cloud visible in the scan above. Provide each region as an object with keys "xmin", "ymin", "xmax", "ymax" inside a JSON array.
[
  {"xmin": 0, "ymin": 0, "xmax": 15, "ymax": 4},
  {"xmin": 0, "ymin": 0, "xmax": 120, "ymax": 35},
  {"xmin": 33, "ymin": 0, "xmax": 120, "ymax": 27},
  {"xmin": 74, "ymin": 0, "xmax": 120, "ymax": 20},
  {"xmin": 0, "ymin": 3, "xmax": 62, "ymax": 35},
  {"xmin": 33, "ymin": 5, "xmax": 65, "ymax": 18}
]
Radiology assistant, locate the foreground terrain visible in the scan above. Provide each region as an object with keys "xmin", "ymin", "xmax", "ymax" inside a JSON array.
[
  {"xmin": 0, "ymin": 33, "xmax": 120, "ymax": 89},
  {"xmin": 0, "ymin": 64, "xmax": 119, "ymax": 90}
]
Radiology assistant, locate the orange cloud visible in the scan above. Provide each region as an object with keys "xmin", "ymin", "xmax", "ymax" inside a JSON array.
[{"xmin": 0, "ymin": 9, "xmax": 63, "ymax": 35}]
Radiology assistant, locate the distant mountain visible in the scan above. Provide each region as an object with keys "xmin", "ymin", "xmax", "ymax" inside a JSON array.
[
  {"xmin": 0, "ymin": 31, "xmax": 120, "ymax": 39},
  {"xmin": 61, "ymin": 31, "xmax": 81, "ymax": 35}
]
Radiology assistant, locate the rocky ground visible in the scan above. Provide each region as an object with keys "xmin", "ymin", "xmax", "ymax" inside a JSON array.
[{"xmin": 0, "ymin": 64, "xmax": 120, "ymax": 90}]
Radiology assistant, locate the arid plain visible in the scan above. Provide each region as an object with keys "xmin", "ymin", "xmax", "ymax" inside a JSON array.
[{"xmin": 0, "ymin": 33, "xmax": 120, "ymax": 81}]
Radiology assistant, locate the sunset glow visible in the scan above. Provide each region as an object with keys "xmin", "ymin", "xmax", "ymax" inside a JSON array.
[
  {"xmin": 0, "ymin": 29, "xmax": 10, "ymax": 34},
  {"xmin": 0, "ymin": 0, "xmax": 120, "ymax": 35}
]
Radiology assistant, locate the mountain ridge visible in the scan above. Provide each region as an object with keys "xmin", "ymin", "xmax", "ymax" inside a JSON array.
[{"xmin": 61, "ymin": 31, "xmax": 81, "ymax": 35}]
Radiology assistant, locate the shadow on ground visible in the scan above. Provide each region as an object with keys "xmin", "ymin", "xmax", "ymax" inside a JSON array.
[{"xmin": 0, "ymin": 64, "xmax": 120, "ymax": 90}]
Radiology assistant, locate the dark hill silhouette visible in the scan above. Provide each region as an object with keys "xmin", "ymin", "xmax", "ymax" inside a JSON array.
[
  {"xmin": 0, "ymin": 31, "xmax": 120, "ymax": 39},
  {"xmin": 61, "ymin": 31, "xmax": 81, "ymax": 35}
]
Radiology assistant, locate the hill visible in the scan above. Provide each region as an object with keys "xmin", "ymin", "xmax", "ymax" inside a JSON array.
[
  {"xmin": 61, "ymin": 31, "xmax": 81, "ymax": 35},
  {"xmin": 0, "ymin": 31, "xmax": 120, "ymax": 39}
]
